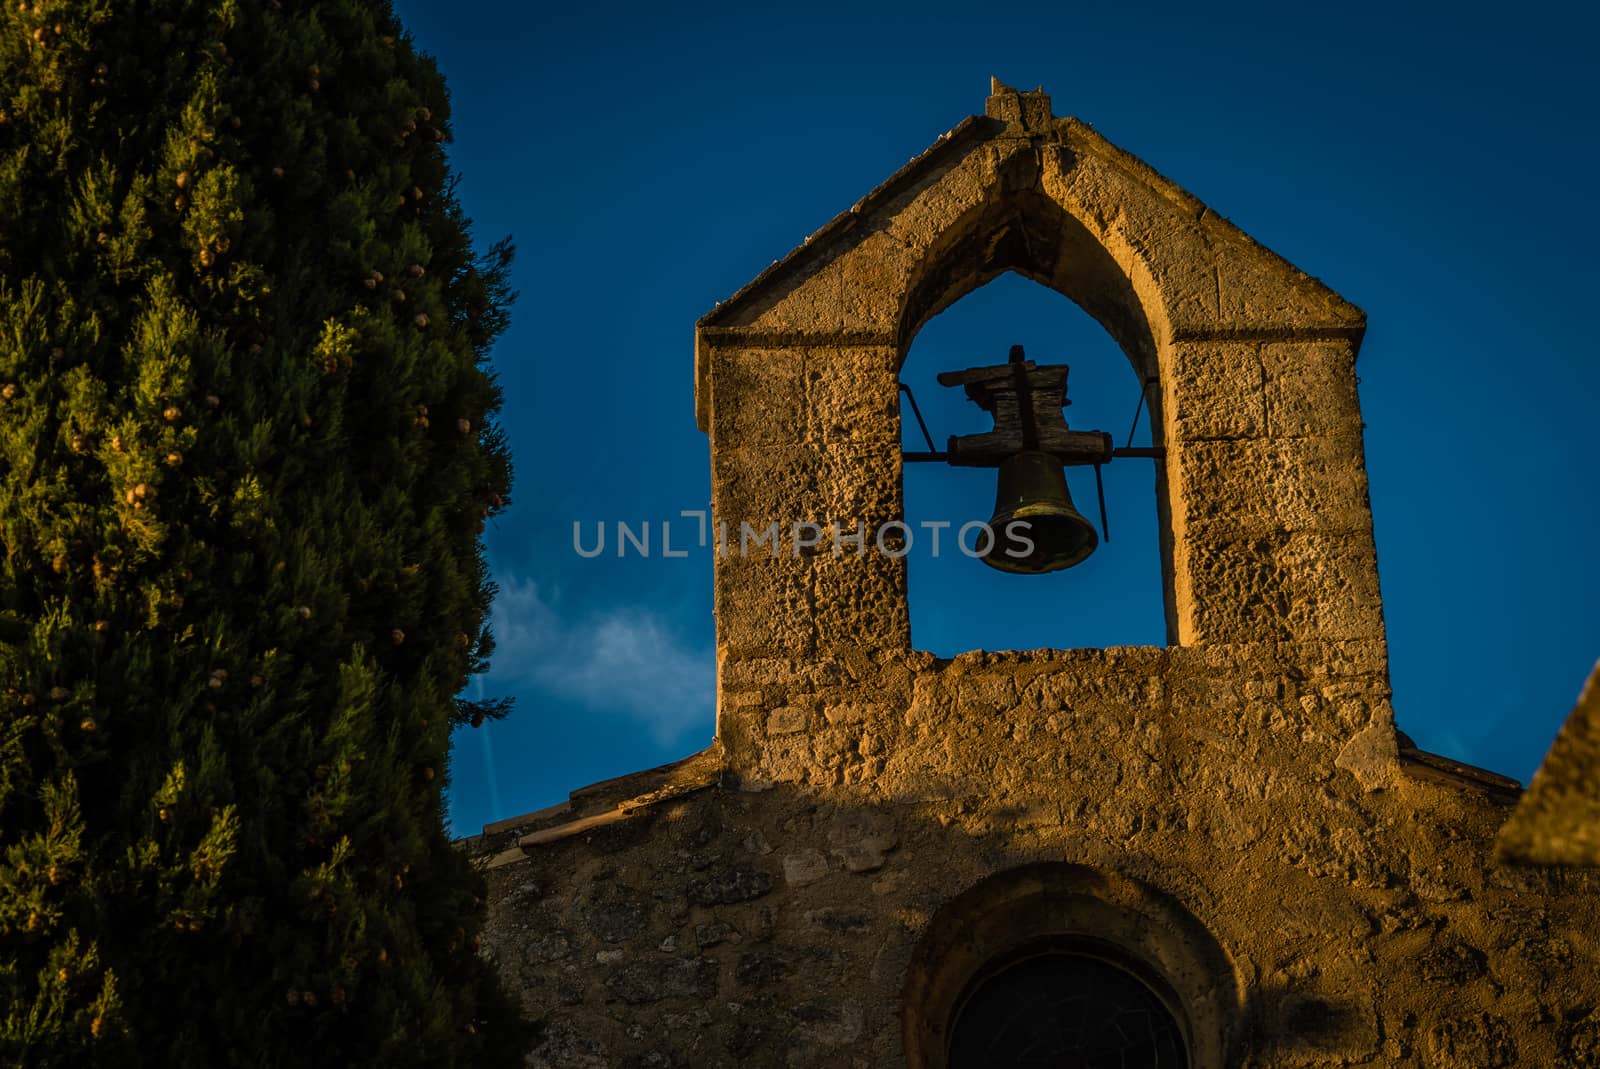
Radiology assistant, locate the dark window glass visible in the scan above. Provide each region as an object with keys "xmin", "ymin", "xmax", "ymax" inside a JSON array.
[{"xmin": 949, "ymin": 950, "xmax": 1187, "ymax": 1069}]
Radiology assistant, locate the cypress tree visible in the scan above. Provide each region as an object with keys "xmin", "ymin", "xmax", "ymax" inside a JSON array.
[{"xmin": 0, "ymin": 2, "xmax": 527, "ymax": 1064}]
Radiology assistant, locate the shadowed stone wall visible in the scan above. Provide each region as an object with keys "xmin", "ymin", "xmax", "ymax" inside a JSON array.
[{"xmin": 471, "ymin": 83, "xmax": 1600, "ymax": 1068}]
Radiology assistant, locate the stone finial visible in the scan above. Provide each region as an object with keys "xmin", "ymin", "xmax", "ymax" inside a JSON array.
[{"xmin": 986, "ymin": 77, "xmax": 1054, "ymax": 132}]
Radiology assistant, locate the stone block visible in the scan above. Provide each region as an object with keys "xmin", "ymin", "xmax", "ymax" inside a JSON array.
[
  {"xmin": 1179, "ymin": 533, "xmax": 1296, "ymax": 644},
  {"xmin": 955, "ymin": 673, "xmax": 1019, "ymax": 718},
  {"xmin": 1180, "ymin": 527, "xmax": 1385, "ymax": 646},
  {"xmin": 720, "ymin": 655, "xmax": 805, "ymax": 688},
  {"xmin": 827, "ymin": 810, "xmax": 899, "ymax": 873},
  {"xmin": 1166, "ymin": 341, "xmax": 1267, "ymax": 440},
  {"xmin": 713, "ymin": 444, "xmax": 825, "ymax": 529},
  {"xmin": 723, "ymin": 255, "xmax": 842, "ymax": 334},
  {"xmin": 695, "ymin": 921, "xmax": 737, "ymax": 948},
  {"xmin": 713, "ymin": 554, "xmax": 815, "ymax": 659},
  {"xmin": 1260, "ymin": 340, "xmax": 1362, "ymax": 438},
  {"xmin": 882, "ymin": 147, "xmax": 997, "ymax": 254},
  {"xmin": 1424, "ymin": 1012, "xmax": 1518, "ymax": 1069},
  {"xmin": 783, "ymin": 849, "xmax": 831, "ymax": 886},
  {"xmin": 767, "ymin": 706, "xmax": 809, "ymax": 736},
  {"xmin": 785, "ymin": 998, "xmax": 864, "ymax": 1064},
  {"xmin": 840, "ymin": 227, "xmax": 920, "ymax": 333},
  {"xmin": 803, "ymin": 346, "xmax": 898, "ymax": 445},
  {"xmin": 1173, "ymin": 436, "xmax": 1373, "ymax": 540},
  {"xmin": 1335, "ymin": 722, "xmax": 1399, "ymax": 791},
  {"xmin": 602, "ymin": 957, "xmax": 718, "ymax": 1005},
  {"xmin": 824, "ymin": 702, "xmax": 888, "ymax": 725},
  {"xmin": 1278, "ymin": 530, "xmax": 1385, "ymax": 642},
  {"xmin": 708, "ymin": 346, "xmax": 806, "ymax": 446},
  {"xmin": 810, "ymin": 550, "xmax": 908, "ymax": 654},
  {"xmin": 1210, "ymin": 223, "xmax": 1365, "ymax": 334},
  {"xmin": 818, "ymin": 441, "xmax": 902, "ymax": 532},
  {"xmin": 686, "ymin": 866, "xmax": 773, "ymax": 906}
]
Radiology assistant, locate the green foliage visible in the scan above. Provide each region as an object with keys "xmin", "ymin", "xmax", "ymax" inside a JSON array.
[{"xmin": 0, "ymin": 1, "xmax": 527, "ymax": 1064}]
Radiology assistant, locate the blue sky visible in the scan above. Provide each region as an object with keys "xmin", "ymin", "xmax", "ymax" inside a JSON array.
[{"xmin": 387, "ymin": 1, "xmax": 1600, "ymax": 835}]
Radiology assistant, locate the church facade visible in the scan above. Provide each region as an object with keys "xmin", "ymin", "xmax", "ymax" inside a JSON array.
[{"xmin": 469, "ymin": 83, "xmax": 1600, "ymax": 1068}]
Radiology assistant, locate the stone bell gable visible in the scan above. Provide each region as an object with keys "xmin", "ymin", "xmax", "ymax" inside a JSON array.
[
  {"xmin": 472, "ymin": 83, "xmax": 1600, "ymax": 1069},
  {"xmin": 697, "ymin": 81, "xmax": 1380, "ymax": 721}
]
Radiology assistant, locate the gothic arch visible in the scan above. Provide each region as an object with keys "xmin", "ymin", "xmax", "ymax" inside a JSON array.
[{"xmin": 893, "ymin": 161, "xmax": 1160, "ymax": 384}]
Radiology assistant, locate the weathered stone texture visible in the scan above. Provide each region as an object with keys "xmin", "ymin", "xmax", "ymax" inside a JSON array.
[
  {"xmin": 478, "ymin": 81, "xmax": 1600, "ymax": 1068},
  {"xmin": 1498, "ymin": 659, "xmax": 1600, "ymax": 865},
  {"xmin": 477, "ymin": 715, "xmax": 1600, "ymax": 1066}
]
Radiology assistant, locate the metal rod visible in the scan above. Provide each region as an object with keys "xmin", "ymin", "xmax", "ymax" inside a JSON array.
[
  {"xmin": 1093, "ymin": 462, "xmax": 1110, "ymax": 543},
  {"xmin": 901, "ymin": 447, "xmax": 1160, "ymax": 464},
  {"xmin": 898, "ymin": 382, "xmax": 938, "ymax": 454},
  {"xmin": 1125, "ymin": 376, "xmax": 1158, "ymax": 449}
]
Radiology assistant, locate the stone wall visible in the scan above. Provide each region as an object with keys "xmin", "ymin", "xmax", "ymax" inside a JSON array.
[{"xmin": 471, "ymin": 642, "xmax": 1600, "ymax": 1066}]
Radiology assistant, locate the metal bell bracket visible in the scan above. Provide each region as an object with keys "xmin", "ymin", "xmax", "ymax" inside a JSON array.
[{"xmin": 900, "ymin": 345, "xmax": 1164, "ymax": 544}]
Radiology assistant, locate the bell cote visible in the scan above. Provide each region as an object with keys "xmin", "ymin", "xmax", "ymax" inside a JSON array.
[{"xmin": 695, "ymin": 80, "xmax": 1381, "ymax": 754}]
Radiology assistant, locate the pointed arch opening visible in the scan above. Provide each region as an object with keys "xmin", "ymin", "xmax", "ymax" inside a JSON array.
[
  {"xmin": 893, "ymin": 181, "xmax": 1178, "ymax": 651},
  {"xmin": 894, "ymin": 184, "xmax": 1164, "ymax": 378},
  {"xmin": 899, "ymin": 273, "xmax": 1167, "ymax": 653}
]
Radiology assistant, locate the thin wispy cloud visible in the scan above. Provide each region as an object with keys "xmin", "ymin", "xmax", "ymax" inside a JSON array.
[{"xmin": 486, "ymin": 575, "xmax": 713, "ymax": 744}]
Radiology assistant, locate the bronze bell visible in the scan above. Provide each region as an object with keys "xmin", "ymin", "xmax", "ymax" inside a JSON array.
[{"xmin": 982, "ymin": 450, "xmax": 1098, "ymax": 574}]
